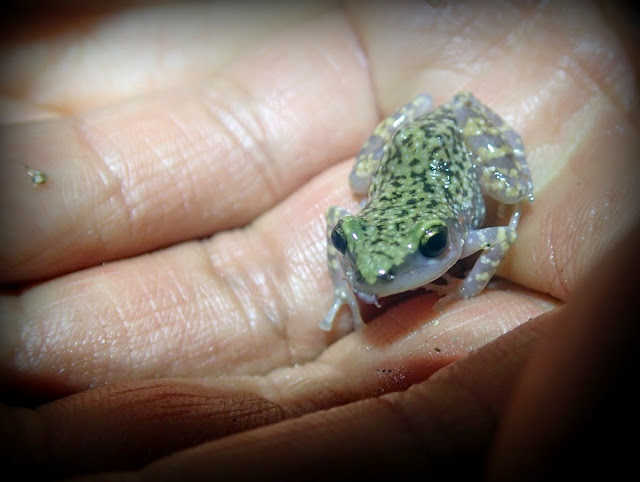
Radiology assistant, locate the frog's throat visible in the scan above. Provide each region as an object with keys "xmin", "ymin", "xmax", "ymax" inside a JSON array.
[{"xmin": 343, "ymin": 221, "xmax": 465, "ymax": 300}]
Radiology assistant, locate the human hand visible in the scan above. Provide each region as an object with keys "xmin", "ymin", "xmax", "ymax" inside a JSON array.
[{"xmin": 1, "ymin": 1, "xmax": 638, "ymax": 479}]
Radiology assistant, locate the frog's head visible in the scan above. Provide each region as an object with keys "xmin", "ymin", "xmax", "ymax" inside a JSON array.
[{"xmin": 330, "ymin": 215, "xmax": 465, "ymax": 300}]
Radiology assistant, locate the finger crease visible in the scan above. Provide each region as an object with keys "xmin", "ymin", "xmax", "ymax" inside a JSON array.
[{"xmin": 200, "ymin": 83, "xmax": 282, "ymax": 210}]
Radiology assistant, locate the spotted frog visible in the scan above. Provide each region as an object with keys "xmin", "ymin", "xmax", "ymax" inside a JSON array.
[{"xmin": 320, "ymin": 92, "xmax": 534, "ymax": 331}]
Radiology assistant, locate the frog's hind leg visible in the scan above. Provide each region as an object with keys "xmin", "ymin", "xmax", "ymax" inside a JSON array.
[
  {"xmin": 320, "ymin": 206, "xmax": 365, "ymax": 331},
  {"xmin": 349, "ymin": 94, "xmax": 433, "ymax": 194},
  {"xmin": 451, "ymin": 92, "xmax": 534, "ymax": 204}
]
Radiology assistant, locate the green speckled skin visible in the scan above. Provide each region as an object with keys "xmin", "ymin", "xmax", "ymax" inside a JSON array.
[{"xmin": 320, "ymin": 92, "xmax": 534, "ymax": 332}]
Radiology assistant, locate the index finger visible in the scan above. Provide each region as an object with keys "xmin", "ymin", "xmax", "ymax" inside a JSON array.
[{"xmin": 0, "ymin": 12, "xmax": 376, "ymax": 283}]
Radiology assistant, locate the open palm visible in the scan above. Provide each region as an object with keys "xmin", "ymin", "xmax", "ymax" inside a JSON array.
[{"xmin": 1, "ymin": 2, "xmax": 638, "ymax": 478}]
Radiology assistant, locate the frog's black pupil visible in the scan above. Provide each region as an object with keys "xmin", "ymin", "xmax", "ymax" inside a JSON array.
[
  {"xmin": 419, "ymin": 226, "xmax": 448, "ymax": 257},
  {"xmin": 331, "ymin": 225, "xmax": 348, "ymax": 254}
]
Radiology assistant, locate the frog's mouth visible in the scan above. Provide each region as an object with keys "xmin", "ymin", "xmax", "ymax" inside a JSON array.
[{"xmin": 346, "ymin": 223, "xmax": 465, "ymax": 301}]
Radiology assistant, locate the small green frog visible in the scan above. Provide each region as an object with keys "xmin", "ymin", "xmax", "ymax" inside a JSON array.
[{"xmin": 321, "ymin": 92, "xmax": 534, "ymax": 331}]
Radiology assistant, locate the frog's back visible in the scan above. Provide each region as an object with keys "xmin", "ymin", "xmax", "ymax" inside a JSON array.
[{"xmin": 366, "ymin": 108, "xmax": 485, "ymax": 230}]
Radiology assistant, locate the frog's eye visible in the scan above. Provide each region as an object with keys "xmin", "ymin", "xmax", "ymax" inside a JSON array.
[
  {"xmin": 419, "ymin": 225, "xmax": 448, "ymax": 257},
  {"xmin": 330, "ymin": 224, "xmax": 348, "ymax": 254}
]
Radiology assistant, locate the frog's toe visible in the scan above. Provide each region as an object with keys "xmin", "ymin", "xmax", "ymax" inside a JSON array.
[
  {"xmin": 432, "ymin": 291, "xmax": 463, "ymax": 312},
  {"xmin": 424, "ymin": 274, "xmax": 464, "ymax": 311},
  {"xmin": 424, "ymin": 273, "xmax": 461, "ymax": 295}
]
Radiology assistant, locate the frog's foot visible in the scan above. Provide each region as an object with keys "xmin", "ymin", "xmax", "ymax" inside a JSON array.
[
  {"xmin": 432, "ymin": 291, "xmax": 463, "ymax": 312},
  {"xmin": 319, "ymin": 288, "xmax": 365, "ymax": 332},
  {"xmin": 424, "ymin": 273, "xmax": 463, "ymax": 312},
  {"xmin": 321, "ymin": 205, "xmax": 367, "ymax": 332}
]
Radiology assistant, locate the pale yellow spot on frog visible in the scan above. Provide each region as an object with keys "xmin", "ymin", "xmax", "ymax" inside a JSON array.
[{"xmin": 478, "ymin": 145, "xmax": 510, "ymax": 159}]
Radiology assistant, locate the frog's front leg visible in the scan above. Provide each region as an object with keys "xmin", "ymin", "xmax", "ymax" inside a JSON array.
[
  {"xmin": 320, "ymin": 206, "xmax": 364, "ymax": 332},
  {"xmin": 432, "ymin": 204, "xmax": 521, "ymax": 311},
  {"xmin": 349, "ymin": 94, "xmax": 433, "ymax": 194}
]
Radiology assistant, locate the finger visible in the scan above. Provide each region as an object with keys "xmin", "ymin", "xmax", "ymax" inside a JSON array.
[
  {"xmin": 35, "ymin": 294, "xmax": 553, "ymax": 479},
  {"xmin": 487, "ymin": 224, "xmax": 640, "ymax": 479},
  {"xmin": 1, "ymin": 381, "xmax": 289, "ymax": 478},
  {"xmin": 68, "ymin": 222, "xmax": 634, "ymax": 480},
  {"xmin": 0, "ymin": 3, "xmax": 334, "ymax": 118},
  {"xmin": 352, "ymin": 1, "xmax": 640, "ymax": 300},
  {"xmin": 5, "ymin": 1, "xmax": 632, "ymax": 399},
  {"xmin": 1, "ymin": 12, "xmax": 376, "ymax": 283},
  {"xmin": 1, "ymin": 155, "xmax": 552, "ymax": 397},
  {"xmin": 1, "ymin": 290, "xmax": 550, "ymax": 478}
]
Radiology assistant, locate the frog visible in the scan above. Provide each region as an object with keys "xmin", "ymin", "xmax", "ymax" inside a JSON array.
[{"xmin": 320, "ymin": 91, "xmax": 534, "ymax": 332}]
